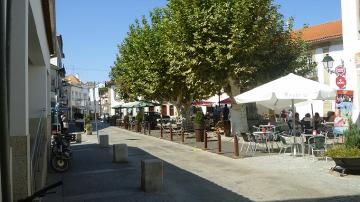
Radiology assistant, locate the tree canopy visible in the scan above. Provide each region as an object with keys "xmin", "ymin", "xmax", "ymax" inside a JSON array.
[{"xmin": 110, "ymin": 0, "xmax": 315, "ymax": 122}]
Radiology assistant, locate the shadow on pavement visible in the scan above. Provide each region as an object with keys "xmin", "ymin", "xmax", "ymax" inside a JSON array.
[{"xmin": 44, "ymin": 143, "xmax": 251, "ymax": 202}]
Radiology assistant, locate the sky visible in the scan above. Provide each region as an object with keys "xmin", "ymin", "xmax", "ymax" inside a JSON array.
[{"xmin": 56, "ymin": 0, "xmax": 341, "ymax": 83}]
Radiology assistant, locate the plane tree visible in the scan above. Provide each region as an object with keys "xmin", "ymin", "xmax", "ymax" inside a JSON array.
[
  {"xmin": 111, "ymin": 0, "xmax": 315, "ymax": 132},
  {"xmin": 165, "ymin": 0, "xmax": 315, "ymax": 133}
]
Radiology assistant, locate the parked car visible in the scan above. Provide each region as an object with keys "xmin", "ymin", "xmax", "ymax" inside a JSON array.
[
  {"xmin": 156, "ymin": 115, "xmax": 172, "ymax": 125},
  {"xmin": 144, "ymin": 112, "xmax": 161, "ymax": 129}
]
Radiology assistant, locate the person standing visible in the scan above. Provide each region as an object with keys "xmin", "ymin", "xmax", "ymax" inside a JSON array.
[
  {"xmin": 222, "ymin": 104, "xmax": 231, "ymax": 136},
  {"xmin": 61, "ymin": 114, "xmax": 69, "ymax": 134},
  {"xmin": 222, "ymin": 104, "xmax": 229, "ymax": 121}
]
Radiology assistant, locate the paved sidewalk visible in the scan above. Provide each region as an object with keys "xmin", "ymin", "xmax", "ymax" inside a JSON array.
[{"xmin": 44, "ymin": 127, "xmax": 360, "ymax": 202}]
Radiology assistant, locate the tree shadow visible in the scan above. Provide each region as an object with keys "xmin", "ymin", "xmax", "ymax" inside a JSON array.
[{"xmin": 44, "ymin": 144, "xmax": 252, "ymax": 202}]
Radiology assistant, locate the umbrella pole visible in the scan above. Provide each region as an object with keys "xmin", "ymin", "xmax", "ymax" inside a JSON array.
[
  {"xmin": 292, "ymin": 99, "xmax": 296, "ymax": 156},
  {"xmin": 311, "ymin": 103, "xmax": 314, "ymax": 129}
]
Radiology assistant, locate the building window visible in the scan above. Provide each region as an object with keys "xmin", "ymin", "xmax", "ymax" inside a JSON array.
[
  {"xmin": 149, "ymin": 106, "xmax": 154, "ymax": 112},
  {"xmin": 161, "ymin": 105, "xmax": 167, "ymax": 116},
  {"xmin": 170, "ymin": 105, "xmax": 174, "ymax": 116}
]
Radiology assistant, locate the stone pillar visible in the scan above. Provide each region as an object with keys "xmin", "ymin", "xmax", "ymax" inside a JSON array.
[
  {"xmin": 113, "ymin": 144, "xmax": 128, "ymax": 163},
  {"xmin": 141, "ymin": 159, "xmax": 163, "ymax": 192},
  {"xmin": 99, "ymin": 135, "xmax": 109, "ymax": 148},
  {"xmin": 8, "ymin": 0, "xmax": 31, "ymax": 200}
]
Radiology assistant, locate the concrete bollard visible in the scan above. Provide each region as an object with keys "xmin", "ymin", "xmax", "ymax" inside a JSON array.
[
  {"xmin": 113, "ymin": 144, "xmax": 128, "ymax": 163},
  {"xmin": 76, "ymin": 133, "xmax": 82, "ymax": 143},
  {"xmin": 99, "ymin": 135, "xmax": 109, "ymax": 148},
  {"xmin": 234, "ymin": 135, "xmax": 239, "ymax": 157},
  {"xmin": 141, "ymin": 159, "xmax": 163, "ymax": 192}
]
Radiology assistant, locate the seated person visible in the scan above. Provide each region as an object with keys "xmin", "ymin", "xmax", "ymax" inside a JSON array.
[
  {"xmin": 301, "ymin": 113, "xmax": 313, "ymax": 133},
  {"xmin": 326, "ymin": 111, "xmax": 335, "ymax": 122},
  {"xmin": 287, "ymin": 112, "xmax": 302, "ymax": 136},
  {"xmin": 313, "ymin": 112, "xmax": 322, "ymax": 131},
  {"xmin": 334, "ymin": 108, "xmax": 345, "ymax": 127}
]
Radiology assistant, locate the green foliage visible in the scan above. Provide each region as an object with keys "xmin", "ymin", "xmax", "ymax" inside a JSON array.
[
  {"xmin": 136, "ymin": 113, "xmax": 143, "ymax": 123},
  {"xmin": 123, "ymin": 114, "xmax": 130, "ymax": 123},
  {"xmin": 344, "ymin": 125, "xmax": 360, "ymax": 149},
  {"xmin": 194, "ymin": 111, "xmax": 204, "ymax": 124},
  {"xmin": 85, "ymin": 123, "xmax": 92, "ymax": 131},
  {"xmin": 110, "ymin": 0, "xmax": 315, "ymax": 123},
  {"xmin": 324, "ymin": 124, "xmax": 360, "ymax": 158},
  {"xmin": 324, "ymin": 145, "xmax": 360, "ymax": 158}
]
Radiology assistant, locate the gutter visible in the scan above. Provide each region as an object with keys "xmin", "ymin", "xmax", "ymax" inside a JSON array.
[{"xmin": 0, "ymin": 0, "xmax": 12, "ymax": 201}]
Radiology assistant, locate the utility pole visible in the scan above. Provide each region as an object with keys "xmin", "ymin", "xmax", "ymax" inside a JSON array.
[{"xmin": 93, "ymin": 82, "xmax": 99, "ymax": 140}]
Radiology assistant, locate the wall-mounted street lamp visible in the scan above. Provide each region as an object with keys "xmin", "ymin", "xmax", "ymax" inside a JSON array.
[{"xmin": 322, "ymin": 54, "xmax": 335, "ymax": 74}]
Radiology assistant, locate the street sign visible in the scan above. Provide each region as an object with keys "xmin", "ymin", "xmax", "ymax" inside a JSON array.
[
  {"xmin": 335, "ymin": 65, "xmax": 346, "ymax": 76},
  {"xmin": 336, "ymin": 76, "xmax": 346, "ymax": 89}
]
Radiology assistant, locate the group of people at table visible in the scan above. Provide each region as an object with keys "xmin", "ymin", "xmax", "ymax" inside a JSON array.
[{"xmin": 250, "ymin": 110, "xmax": 336, "ymax": 155}]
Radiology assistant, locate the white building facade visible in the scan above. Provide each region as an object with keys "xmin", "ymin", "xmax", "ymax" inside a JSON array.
[
  {"xmin": 341, "ymin": 0, "xmax": 360, "ymax": 124},
  {"xmin": 295, "ymin": 20, "xmax": 343, "ymax": 118},
  {"xmin": 5, "ymin": 0, "xmax": 58, "ymax": 200},
  {"xmin": 63, "ymin": 82, "xmax": 90, "ymax": 120}
]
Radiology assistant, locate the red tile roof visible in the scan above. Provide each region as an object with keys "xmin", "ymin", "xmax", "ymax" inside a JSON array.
[
  {"xmin": 295, "ymin": 20, "xmax": 342, "ymax": 42},
  {"xmin": 65, "ymin": 75, "xmax": 81, "ymax": 85}
]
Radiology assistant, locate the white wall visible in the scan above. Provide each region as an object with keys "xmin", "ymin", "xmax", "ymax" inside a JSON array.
[
  {"xmin": 109, "ymin": 86, "xmax": 123, "ymax": 115},
  {"xmin": 341, "ymin": 0, "xmax": 360, "ymax": 124}
]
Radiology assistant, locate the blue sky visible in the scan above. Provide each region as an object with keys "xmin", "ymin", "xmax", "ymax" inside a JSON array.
[{"xmin": 56, "ymin": 0, "xmax": 341, "ymax": 83}]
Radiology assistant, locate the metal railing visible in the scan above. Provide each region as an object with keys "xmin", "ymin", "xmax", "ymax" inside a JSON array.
[{"xmin": 30, "ymin": 108, "xmax": 46, "ymax": 193}]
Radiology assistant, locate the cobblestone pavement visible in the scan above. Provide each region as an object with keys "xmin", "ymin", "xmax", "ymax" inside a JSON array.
[{"xmin": 44, "ymin": 126, "xmax": 360, "ymax": 202}]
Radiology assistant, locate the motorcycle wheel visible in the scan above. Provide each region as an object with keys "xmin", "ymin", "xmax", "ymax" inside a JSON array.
[{"xmin": 51, "ymin": 156, "xmax": 70, "ymax": 173}]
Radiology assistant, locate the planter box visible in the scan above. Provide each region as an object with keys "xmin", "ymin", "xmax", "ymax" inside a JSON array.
[
  {"xmin": 332, "ymin": 157, "xmax": 360, "ymax": 176},
  {"xmin": 194, "ymin": 123, "xmax": 204, "ymax": 142}
]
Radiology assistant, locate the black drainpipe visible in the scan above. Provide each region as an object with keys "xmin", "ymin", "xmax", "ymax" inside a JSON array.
[{"xmin": 0, "ymin": 0, "xmax": 12, "ymax": 201}]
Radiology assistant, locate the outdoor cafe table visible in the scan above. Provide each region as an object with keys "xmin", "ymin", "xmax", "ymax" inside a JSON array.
[{"xmin": 252, "ymin": 131, "xmax": 274, "ymax": 153}]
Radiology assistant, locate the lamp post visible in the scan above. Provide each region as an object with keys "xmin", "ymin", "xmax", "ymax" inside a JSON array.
[{"xmin": 322, "ymin": 54, "xmax": 335, "ymax": 74}]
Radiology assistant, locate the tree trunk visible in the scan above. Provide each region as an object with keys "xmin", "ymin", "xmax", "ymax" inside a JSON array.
[
  {"xmin": 176, "ymin": 95, "xmax": 192, "ymax": 131},
  {"xmin": 230, "ymin": 103, "xmax": 248, "ymax": 134},
  {"xmin": 225, "ymin": 77, "xmax": 249, "ymax": 134}
]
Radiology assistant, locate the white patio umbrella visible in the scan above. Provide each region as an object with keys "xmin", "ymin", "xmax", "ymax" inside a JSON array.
[
  {"xmin": 205, "ymin": 93, "xmax": 229, "ymax": 106},
  {"xmin": 234, "ymin": 73, "xmax": 336, "ymax": 155},
  {"xmin": 234, "ymin": 73, "xmax": 336, "ymax": 109}
]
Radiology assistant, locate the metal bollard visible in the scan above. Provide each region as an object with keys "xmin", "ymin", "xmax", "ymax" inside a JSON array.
[
  {"xmin": 181, "ymin": 128, "xmax": 185, "ymax": 143},
  {"xmin": 148, "ymin": 122, "xmax": 151, "ymax": 135},
  {"xmin": 234, "ymin": 135, "xmax": 239, "ymax": 157},
  {"xmin": 170, "ymin": 126, "xmax": 173, "ymax": 141},
  {"xmin": 204, "ymin": 131, "xmax": 208, "ymax": 150},
  {"xmin": 217, "ymin": 132, "xmax": 222, "ymax": 153},
  {"xmin": 143, "ymin": 123, "xmax": 146, "ymax": 135}
]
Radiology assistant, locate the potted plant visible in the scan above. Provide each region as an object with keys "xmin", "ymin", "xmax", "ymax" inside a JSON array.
[
  {"xmin": 193, "ymin": 111, "xmax": 205, "ymax": 142},
  {"xmin": 123, "ymin": 115, "xmax": 130, "ymax": 129},
  {"xmin": 324, "ymin": 123, "xmax": 360, "ymax": 176},
  {"xmin": 85, "ymin": 123, "xmax": 92, "ymax": 135},
  {"xmin": 135, "ymin": 113, "xmax": 143, "ymax": 132}
]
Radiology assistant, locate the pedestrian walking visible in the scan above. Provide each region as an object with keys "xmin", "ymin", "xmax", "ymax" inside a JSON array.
[
  {"xmin": 61, "ymin": 114, "xmax": 69, "ymax": 134},
  {"xmin": 222, "ymin": 104, "xmax": 229, "ymax": 121}
]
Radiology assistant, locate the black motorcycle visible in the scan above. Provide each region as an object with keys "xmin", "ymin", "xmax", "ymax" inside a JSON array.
[{"xmin": 50, "ymin": 134, "xmax": 72, "ymax": 172}]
